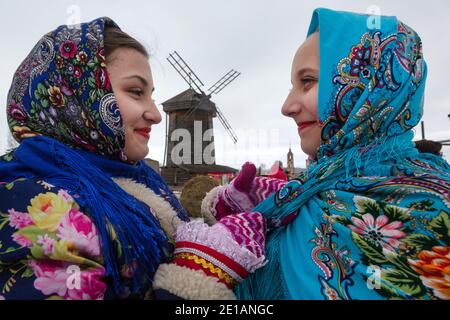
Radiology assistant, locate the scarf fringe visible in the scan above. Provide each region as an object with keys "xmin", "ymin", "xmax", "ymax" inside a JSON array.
[
  {"xmin": 50, "ymin": 139, "xmax": 168, "ymax": 295},
  {"xmin": 6, "ymin": 137, "xmax": 178, "ymax": 296}
]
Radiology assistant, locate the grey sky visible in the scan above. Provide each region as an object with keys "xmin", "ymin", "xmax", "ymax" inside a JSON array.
[{"xmin": 1, "ymin": 0, "xmax": 449, "ymax": 168}]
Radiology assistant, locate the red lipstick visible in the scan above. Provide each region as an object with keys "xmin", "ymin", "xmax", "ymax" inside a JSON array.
[
  {"xmin": 135, "ymin": 127, "xmax": 151, "ymax": 139},
  {"xmin": 297, "ymin": 121, "xmax": 317, "ymax": 133}
]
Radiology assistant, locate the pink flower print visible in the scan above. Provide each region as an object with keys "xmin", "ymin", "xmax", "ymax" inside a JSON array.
[
  {"xmin": 29, "ymin": 260, "xmax": 69, "ymax": 297},
  {"xmin": 8, "ymin": 209, "xmax": 34, "ymax": 229},
  {"xmin": 56, "ymin": 209, "xmax": 100, "ymax": 257},
  {"xmin": 37, "ymin": 234, "xmax": 56, "ymax": 255},
  {"xmin": 348, "ymin": 214, "xmax": 406, "ymax": 252},
  {"xmin": 67, "ymin": 267, "xmax": 106, "ymax": 300},
  {"xmin": 29, "ymin": 260, "xmax": 106, "ymax": 300},
  {"xmin": 95, "ymin": 68, "xmax": 111, "ymax": 90},
  {"xmin": 60, "ymin": 40, "xmax": 77, "ymax": 59},
  {"xmin": 7, "ymin": 103, "xmax": 27, "ymax": 121},
  {"xmin": 74, "ymin": 66, "xmax": 83, "ymax": 78},
  {"xmin": 11, "ymin": 233, "xmax": 33, "ymax": 248},
  {"xmin": 57, "ymin": 189, "xmax": 74, "ymax": 205}
]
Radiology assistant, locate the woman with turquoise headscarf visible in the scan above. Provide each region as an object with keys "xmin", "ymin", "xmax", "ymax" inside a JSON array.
[{"xmin": 201, "ymin": 8, "xmax": 450, "ymax": 300}]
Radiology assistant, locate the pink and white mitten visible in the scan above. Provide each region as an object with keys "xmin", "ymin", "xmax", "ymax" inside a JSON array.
[
  {"xmin": 153, "ymin": 211, "xmax": 266, "ymax": 300},
  {"xmin": 201, "ymin": 162, "xmax": 288, "ymax": 221}
]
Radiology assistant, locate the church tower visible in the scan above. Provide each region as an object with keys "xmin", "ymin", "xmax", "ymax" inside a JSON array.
[{"xmin": 287, "ymin": 147, "xmax": 294, "ymax": 179}]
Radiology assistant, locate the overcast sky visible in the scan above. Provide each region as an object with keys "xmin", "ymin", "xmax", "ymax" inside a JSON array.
[{"xmin": 1, "ymin": 0, "xmax": 449, "ymax": 169}]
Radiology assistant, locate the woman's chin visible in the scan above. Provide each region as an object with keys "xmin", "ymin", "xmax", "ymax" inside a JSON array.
[
  {"xmin": 300, "ymin": 144, "xmax": 318, "ymax": 160},
  {"xmin": 124, "ymin": 145, "xmax": 149, "ymax": 162}
]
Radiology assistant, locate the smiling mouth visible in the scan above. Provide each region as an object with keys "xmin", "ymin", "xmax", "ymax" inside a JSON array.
[
  {"xmin": 297, "ymin": 121, "xmax": 317, "ymax": 133},
  {"xmin": 134, "ymin": 128, "xmax": 150, "ymax": 139}
]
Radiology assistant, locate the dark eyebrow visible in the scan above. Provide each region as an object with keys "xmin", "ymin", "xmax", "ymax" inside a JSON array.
[{"xmin": 123, "ymin": 75, "xmax": 149, "ymax": 88}]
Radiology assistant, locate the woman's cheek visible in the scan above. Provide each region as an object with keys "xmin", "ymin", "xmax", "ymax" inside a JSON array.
[
  {"xmin": 114, "ymin": 92, "xmax": 128, "ymax": 118},
  {"xmin": 304, "ymin": 87, "xmax": 319, "ymax": 117},
  {"xmin": 116, "ymin": 95, "xmax": 136, "ymax": 129}
]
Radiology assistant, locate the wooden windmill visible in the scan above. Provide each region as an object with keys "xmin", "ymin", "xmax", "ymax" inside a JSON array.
[{"xmin": 161, "ymin": 51, "xmax": 239, "ymax": 186}]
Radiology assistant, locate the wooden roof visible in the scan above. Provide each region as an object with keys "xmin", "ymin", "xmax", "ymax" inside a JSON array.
[{"xmin": 162, "ymin": 88, "xmax": 217, "ymax": 114}]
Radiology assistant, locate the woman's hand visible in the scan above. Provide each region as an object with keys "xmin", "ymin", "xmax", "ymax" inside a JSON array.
[
  {"xmin": 152, "ymin": 211, "xmax": 266, "ymax": 300},
  {"xmin": 201, "ymin": 162, "xmax": 288, "ymax": 221}
]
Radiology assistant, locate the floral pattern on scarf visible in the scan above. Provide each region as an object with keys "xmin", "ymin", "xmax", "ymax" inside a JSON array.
[
  {"xmin": 7, "ymin": 17, "xmax": 126, "ymax": 160},
  {"xmin": 235, "ymin": 8, "xmax": 450, "ymax": 300},
  {"xmin": 0, "ymin": 179, "xmax": 108, "ymax": 299}
]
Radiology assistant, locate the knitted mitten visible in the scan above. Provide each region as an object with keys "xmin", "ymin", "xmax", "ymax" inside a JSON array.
[
  {"xmin": 153, "ymin": 211, "xmax": 266, "ymax": 300},
  {"xmin": 201, "ymin": 162, "xmax": 288, "ymax": 220}
]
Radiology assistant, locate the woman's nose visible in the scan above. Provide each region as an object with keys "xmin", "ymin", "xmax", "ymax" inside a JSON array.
[
  {"xmin": 281, "ymin": 93, "xmax": 301, "ymax": 118},
  {"xmin": 143, "ymin": 101, "xmax": 162, "ymax": 124}
]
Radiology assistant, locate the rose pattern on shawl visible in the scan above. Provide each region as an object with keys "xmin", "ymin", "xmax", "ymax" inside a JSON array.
[
  {"xmin": 27, "ymin": 192, "xmax": 72, "ymax": 232},
  {"xmin": 59, "ymin": 40, "xmax": 77, "ymax": 59},
  {"xmin": 29, "ymin": 259, "xmax": 106, "ymax": 300},
  {"xmin": 6, "ymin": 18, "xmax": 126, "ymax": 160},
  {"xmin": 56, "ymin": 208, "xmax": 101, "ymax": 258},
  {"xmin": 339, "ymin": 195, "xmax": 450, "ymax": 300},
  {"xmin": 12, "ymin": 190, "xmax": 102, "ymax": 260},
  {"xmin": 0, "ymin": 184, "xmax": 107, "ymax": 299},
  {"xmin": 408, "ymin": 246, "xmax": 450, "ymax": 300}
]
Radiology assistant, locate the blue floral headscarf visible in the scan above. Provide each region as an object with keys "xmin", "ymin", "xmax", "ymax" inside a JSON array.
[
  {"xmin": 1, "ymin": 17, "xmax": 188, "ymax": 295},
  {"xmin": 236, "ymin": 8, "xmax": 450, "ymax": 300}
]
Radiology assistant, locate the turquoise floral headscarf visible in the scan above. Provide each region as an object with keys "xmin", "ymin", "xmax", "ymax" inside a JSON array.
[{"xmin": 236, "ymin": 8, "xmax": 450, "ymax": 300}]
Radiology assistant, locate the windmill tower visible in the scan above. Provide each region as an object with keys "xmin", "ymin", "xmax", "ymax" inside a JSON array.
[{"xmin": 161, "ymin": 51, "xmax": 239, "ymax": 186}]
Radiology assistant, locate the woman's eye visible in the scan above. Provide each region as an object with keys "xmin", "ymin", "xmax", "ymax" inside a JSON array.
[
  {"xmin": 301, "ymin": 78, "xmax": 316, "ymax": 89},
  {"xmin": 129, "ymin": 89, "xmax": 144, "ymax": 97}
]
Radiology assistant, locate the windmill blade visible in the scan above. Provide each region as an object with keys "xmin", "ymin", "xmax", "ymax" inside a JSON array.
[
  {"xmin": 167, "ymin": 51, "xmax": 205, "ymax": 93},
  {"xmin": 208, "ymin": 69, "xmax": 241, "ymax": 95},
  {"xmin": 215, "ymin": 105, "xmax": 238, "ymax": 144}
]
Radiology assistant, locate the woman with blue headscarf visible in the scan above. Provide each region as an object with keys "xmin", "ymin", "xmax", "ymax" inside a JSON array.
[
  {"xmin": 0, "ymin": 17, "xmax": 267, "ymax": 300},
  {"xmin": 201, "ymin": 8, "xmax": 450, "ymax": 300}
]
